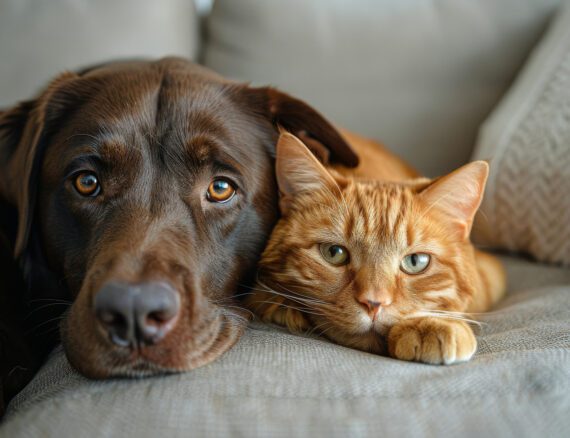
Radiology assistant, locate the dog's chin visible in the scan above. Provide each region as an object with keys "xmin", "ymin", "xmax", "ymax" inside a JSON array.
[{"xmin": 61, "ymin": 312, "xmax": 247, "ymax": 379}]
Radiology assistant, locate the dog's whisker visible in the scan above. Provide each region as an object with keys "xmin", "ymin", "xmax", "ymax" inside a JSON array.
[
  {"xmin": 213, "ymin": 291, "xmax": 255, "ymax": 304},
  {"xmin": 25, "ymin": 316, "xmax": 66, "ymax": 335},
  {"xmin": 33, "ymin": 325, "xmax": 63, "ymax": 339},
  {"xmin": 27, "ymin": 298, "xmax": 72, "ymax": 304},
  {"xmin": 220, "ymin": 310, "xmax": 250, "ymax": 327},
  {"xmin": 221, "ymin": 304, "xmax": 255, "ymax": 319},
  {"xmin": 25, "ymin": 302, "xmax": 71, "ymax": 319}
]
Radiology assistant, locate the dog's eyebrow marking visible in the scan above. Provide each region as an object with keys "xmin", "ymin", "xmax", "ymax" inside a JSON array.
[
  {"xmin": 99, "ymin": 141, "xmax": 144, "ymax": 173},
  {"xmin": 185, "ymin": 135, "xmax": 211, "ymax": 163},
  {"xmin": 65, "ymin": 132, "xmax": 136, "ymax": 156},
  {"xmin": 67, "ymin": 139, "xmax": 139, "ymax": 169},
  {"xmin": 184, "ymin": 136, "xmax": 245, "ymax": 175},
  {"xmin": 99, "ymin": 141, "xmax": 130, "ymax": 159}
]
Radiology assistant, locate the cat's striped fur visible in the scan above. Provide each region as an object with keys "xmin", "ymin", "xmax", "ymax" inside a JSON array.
[{"xmin": 246, "ymin": 132, "xmax": 505, "ymax": 365}]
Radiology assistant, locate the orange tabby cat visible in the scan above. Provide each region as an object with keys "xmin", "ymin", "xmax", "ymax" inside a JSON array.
[{"xmin": 246, "ymin": 132, "xmax": 506, "ymax": 365}]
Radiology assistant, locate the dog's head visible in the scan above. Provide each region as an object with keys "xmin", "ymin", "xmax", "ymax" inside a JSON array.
[{"xmin": 0, "ymin": 58, "xmax": 357, "ymax": 377}]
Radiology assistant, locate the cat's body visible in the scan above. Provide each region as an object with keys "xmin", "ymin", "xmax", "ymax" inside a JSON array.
[{"xmin": 246, "ymin": 131, "xmax": 505, "ymax": 364}]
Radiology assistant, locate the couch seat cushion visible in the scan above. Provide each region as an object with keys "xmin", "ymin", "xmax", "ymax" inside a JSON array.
[{"xmin": 1, "ymin": 256, "xmax": 569, "ymax": 437}]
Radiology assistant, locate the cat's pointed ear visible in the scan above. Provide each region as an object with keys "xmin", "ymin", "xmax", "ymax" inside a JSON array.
[
  {"xmin": 419, "ymin": 161, "xmax": 489, "ymax": 240},
  {"xmin": 276, "ymin": 132, "xmax": 339, "ymax": 214}
]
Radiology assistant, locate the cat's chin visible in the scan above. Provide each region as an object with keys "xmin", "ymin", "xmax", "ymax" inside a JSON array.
[{"xmin": 372, "ymin": 321, "xmax": 393, "ymax": 338}]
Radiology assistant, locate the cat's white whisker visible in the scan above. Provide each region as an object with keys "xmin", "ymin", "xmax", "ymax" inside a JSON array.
[
  {"xmin": 306, "ymin": 320, "xmax": 333, "ymax": 337},
  {"xmin": 256, "ymin": 279, "xmax": 332, "ymax": 306},
  {"xmin": 315, "ymin": 322, "xmax": 337, "ymax": 338},
  {"xmin": 411, "ymin": 310, "xmax": 485, "ymax": 327},
  {"xmin": 252, "ymin": 300, "xmax": 327, "ymax": 317},
  {"xmin": 260, "ymin": 287, "xmax": 328, "ymax": 307}
]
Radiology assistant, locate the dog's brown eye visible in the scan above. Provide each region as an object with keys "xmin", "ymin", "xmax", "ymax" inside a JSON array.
[
  {"xmin": 207, "ymin": 178, "xmax": 236, "ymax": 203},
  {"xmin": 74, "ymin": 172, "xmax": 100, "ymax": 197}
]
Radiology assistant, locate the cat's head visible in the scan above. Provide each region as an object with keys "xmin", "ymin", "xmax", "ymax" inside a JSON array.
[{"xmin": 253, "ymin": 133, "xmax": 488, "ymax": 353}]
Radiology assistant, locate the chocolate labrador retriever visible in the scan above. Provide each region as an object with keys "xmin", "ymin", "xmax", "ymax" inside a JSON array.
[{"xmin": 0, "ymin": 57, "xmax": 357, "ymax": 411}]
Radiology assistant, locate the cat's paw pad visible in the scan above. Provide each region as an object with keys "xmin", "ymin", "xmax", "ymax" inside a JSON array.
[{"xmin": 388, "ymin": 319, "xmax": 477, "ymax": 365}]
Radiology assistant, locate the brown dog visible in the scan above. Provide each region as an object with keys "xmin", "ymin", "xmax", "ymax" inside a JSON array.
[{"xmin": 0, "ymin": 57, "xmax": 358, "ymax": 409}]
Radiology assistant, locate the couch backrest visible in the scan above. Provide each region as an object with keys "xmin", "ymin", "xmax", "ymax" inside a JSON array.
[
  {"xmin": 0, "ymin": 0, "xmax": 200, "ymax": 108},
  {"xmin": 204, "ymin": 0, "xmax": 560, "ymax": 176},
  {"xmin": 0, "ymin": 0, "xmax": 561, "ymax": 175}
]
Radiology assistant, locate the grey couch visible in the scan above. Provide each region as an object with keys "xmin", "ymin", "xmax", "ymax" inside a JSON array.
[{"xmin": 1, "ymin": 1, "xmax": 569, "ymax": 436}]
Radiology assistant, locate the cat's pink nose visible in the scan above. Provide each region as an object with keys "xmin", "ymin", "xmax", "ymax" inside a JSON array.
[
  {"xmin": 356, "ymin": 291, "xmax": 392, "ymax": 319},
  {"xmin": 358, "ymin": 299, "xmax": 381, "ymax": 319}
]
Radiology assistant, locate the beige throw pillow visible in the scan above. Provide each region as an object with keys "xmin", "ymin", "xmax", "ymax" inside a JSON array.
[{"xmin": 472, "ymin": 3, "xmax": 570, "ymax": 266}]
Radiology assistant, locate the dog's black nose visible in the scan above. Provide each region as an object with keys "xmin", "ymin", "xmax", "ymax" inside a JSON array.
[{"xmin": 94, "ymin": 282, "xmax": 180, "ymax": 347}]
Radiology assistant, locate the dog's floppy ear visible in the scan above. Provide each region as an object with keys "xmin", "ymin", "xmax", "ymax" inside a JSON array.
[
  {"xmin": 241, "ymin": 86, "xmax": 359, "ymax": 168},
  {"xmin": 0, "ymin": 72, "xmax": 81, "ymax": 259}
]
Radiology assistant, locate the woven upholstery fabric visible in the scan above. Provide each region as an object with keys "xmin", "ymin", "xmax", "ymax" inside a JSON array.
[
  {"xmin": 473, "ymin": 3, "xmax": 570, "ymax": 266},
  {"xmin": 1, "ymin": 256, "xmax": 569, "ymax": 437}
]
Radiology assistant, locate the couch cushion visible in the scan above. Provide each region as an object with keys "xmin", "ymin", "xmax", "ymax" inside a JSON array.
[
  {"xmin": 472, "ymin": 3, "xmax": 570, "ymax": 266},
  {"xmin": 0, "ymin": 0, "xmax": 199, "ymax": 107},
  {"xmin": 2, "ymin": 256, "xmax": 569, "ymax": 437},
  {"xmin": 203, "ymin": 0, "xmax": 560, "ymax": 177}
]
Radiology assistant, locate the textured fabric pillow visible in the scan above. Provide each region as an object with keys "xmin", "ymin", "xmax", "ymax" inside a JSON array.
[
  {"xmin": 472, "ymin": 3, "xmax": 570, "ymax": 266},
  {"xmin": 204, "ymin": 0, "xmax": 560, "ymax": 176}
]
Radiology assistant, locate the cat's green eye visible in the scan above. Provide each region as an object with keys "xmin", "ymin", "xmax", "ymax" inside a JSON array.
[
  {"xmin": 320, "ymin": 243, "xmax": 350, "ymax": 266},
  {"xmin": 401, "ymin": 253, "xmax": 431, "ymax": 274}
]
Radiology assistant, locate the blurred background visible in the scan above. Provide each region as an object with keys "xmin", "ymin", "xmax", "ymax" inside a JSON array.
[{"xmin": 0, "ymin": 0, "xmax": 561, "ymax": 177}]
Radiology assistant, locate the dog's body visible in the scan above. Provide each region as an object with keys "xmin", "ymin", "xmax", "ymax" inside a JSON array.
[{"xmin": 0, "ymin": 58, "xmax": 359, "ymax": 412}]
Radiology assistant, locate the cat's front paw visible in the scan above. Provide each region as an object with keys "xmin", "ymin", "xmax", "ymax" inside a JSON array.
[{"xmin": 388, "ymin": 318, "xmax": 477, "ymax": 365}]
